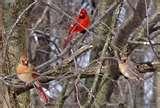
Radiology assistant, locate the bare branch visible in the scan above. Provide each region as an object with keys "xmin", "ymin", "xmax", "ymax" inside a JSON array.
[
  {"xmin": 9, "ymin": 1, "xmax": 38, "ymax": 35},
  {"xmin": 113, "ymin": 0, "xmax": 146, "ymax": 49}
]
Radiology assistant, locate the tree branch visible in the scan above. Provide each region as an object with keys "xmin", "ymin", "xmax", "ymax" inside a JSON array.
[{"xmin": 112, "ymin": 0, "xmax": 146, "ymax": 50}]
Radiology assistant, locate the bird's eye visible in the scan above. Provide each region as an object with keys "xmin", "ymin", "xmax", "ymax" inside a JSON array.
[
  {"xmin": 79, "ymin": 14, "xmax": 85, "ymax": 18},
  {"xmin": 122, "ymin": 59, "xmax": 126, "ymax": 63}
]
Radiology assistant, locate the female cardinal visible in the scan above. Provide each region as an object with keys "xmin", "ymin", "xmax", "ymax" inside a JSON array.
[
  {"xmin": 118, "ymin": 57, "xmax": 143, "ymax": 80},
  {"xmin": 16, "ymin": 55, "xmax": 49, "ymax": 104},
  {"xmin": 63, "ymin": 8, "xmax": 91, "ymax": 48}
]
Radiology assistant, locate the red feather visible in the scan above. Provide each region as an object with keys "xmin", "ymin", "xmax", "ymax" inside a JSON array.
[
  {"xmin": 34, "ymin": 80, "xmax": 49, "ymax": 104},
  {"xmin": 63, "ymin": 8, "xmax": 91, "ymax": 48}
]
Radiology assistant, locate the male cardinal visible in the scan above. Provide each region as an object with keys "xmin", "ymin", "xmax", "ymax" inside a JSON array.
[
  {"xmin": 63, "ymin": 8, "xmax": 91, "ymax": 48},
  {"xmin": 16, "ymin": 55, "xmax": 49, "ymax": 104}
]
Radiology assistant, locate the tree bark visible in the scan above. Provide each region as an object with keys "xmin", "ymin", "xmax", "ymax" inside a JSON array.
[
  {"xmin": 0, "ymin": 0, "xmax": 3, "ymax": 73},
  {"xmin": 11, "ymin": 0, "xmax": 33, "ymax": 107}
]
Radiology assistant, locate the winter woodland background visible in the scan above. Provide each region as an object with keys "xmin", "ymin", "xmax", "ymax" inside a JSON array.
[{"xmin": 0, "ymin": 0, "xmax": 160, "ymax": 108}]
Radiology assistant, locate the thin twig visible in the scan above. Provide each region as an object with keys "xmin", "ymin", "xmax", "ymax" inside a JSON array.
[
  {"xmin": 39, "ymin": 0, "xmax": 91, "ymax": 34},
  {"xmin": 100, "ymin": 22, "xmax": 116, "ymax": 35},
  {"xmin": 144, "ymin": 0, "xmax": 160, "ymax": 60},
  {"xmin": 8, "ymin": 1, "xmax": 38, "ymax": 35},
  {"xmin": 1, "ymin": 87, "xmax": 10, "ymax": 108},
  {"xmin": 40, "ymin": 0, "xmax": 119, "ymax": 38},
  {"xmin": 128, "ymin": 40, "xmax": 158, "ymax": 45},
  {"xmin": 2, "ymin": 1, "xmax": 37, "ymax": 65},
  {"xmin": 30, "ymin": 5, "xmax": 49, "ymax": 45}
]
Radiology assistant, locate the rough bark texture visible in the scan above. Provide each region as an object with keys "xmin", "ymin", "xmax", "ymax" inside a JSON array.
[
  {"xmin": 0, "ymin": 0, "xmax": 3, "ymax": 49},
  {"xmin": 9, "ymin": 0, "xmax": 32, "ymax": 107},
  {"xmin": 0, "ymin": 0, "xmax": 3, "ymax": 72},
  {"xmin": 92, "ymin": 0, "xmax": 119, "ymax": 108},
  {"xmin": 0, "ymin": 82, "xmax": 10, "ymax": 108}
]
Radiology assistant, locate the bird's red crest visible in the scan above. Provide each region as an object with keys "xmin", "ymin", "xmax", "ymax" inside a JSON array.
[{"xmin": 79, "ymin": 8, "xmax": 88, "ymax": 17}]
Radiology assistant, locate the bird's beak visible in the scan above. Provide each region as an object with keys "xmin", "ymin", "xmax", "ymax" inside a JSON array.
[
  {"xmin": 22, "ymin": 60, "xmax": 28, "ymax": 65},
  {"xmin": 24, "ymin": 60, "xmax": 28, "ymax": 65}
]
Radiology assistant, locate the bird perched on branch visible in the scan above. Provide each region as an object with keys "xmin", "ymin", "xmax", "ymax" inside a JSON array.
[
  {"xmin": 16, "ymin": 54, "xmax": 49, "ymax": 104},
  {"xmin": 63, "ymin": 8, "xmax": 91, "ymax": 48},
  {"xmin": 118, "ymin": 57, "xmax": 143, "ymax": 80}
]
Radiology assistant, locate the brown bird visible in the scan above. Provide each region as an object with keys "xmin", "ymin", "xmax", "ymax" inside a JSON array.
[
  {"xmin": 16, "ymin": 55, "xmax": 49, "ymax": 104},
  {"xmin": 118, "ymin": 57, "xmax": 143, "ymax": 80}
]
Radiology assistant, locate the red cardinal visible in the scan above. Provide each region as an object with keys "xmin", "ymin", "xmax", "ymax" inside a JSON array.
[
  {"xmin": 63, "ymin": 8, "xmax": 91, "ymax": 48},
  {"xmin": 16, "ymin": 55, "xmax": 49, "ymax": 104}
]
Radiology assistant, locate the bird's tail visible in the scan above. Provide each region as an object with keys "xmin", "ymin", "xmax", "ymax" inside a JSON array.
[
  {"xmin": 63, "ymin": 34, "xmax": 74, "ymax": 48},
  {"xmin": 33, "ymin": 80, "xmax": 49, "ymax": 104}
]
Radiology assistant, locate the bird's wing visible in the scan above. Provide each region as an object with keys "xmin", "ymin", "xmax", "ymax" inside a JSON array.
[
  {"xmin": 126, "ymin": 59, "xmax": 144, "ymax": 80},
  {"xmin": 32, "ymin": 72, "xmax": 40, "ymax": 79}
]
